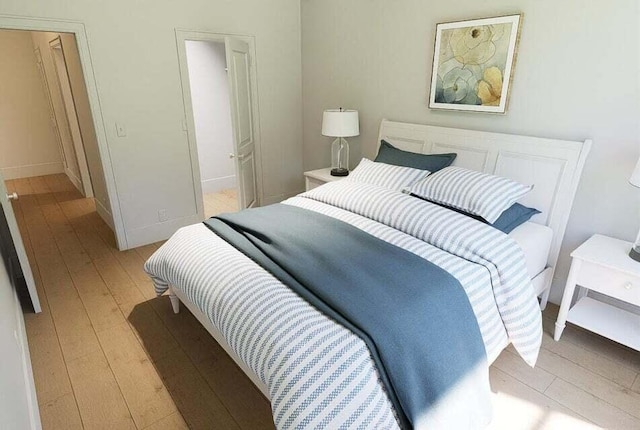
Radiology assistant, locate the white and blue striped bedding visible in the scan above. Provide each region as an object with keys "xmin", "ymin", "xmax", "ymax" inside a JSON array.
[
  {"xmin": 347, "ymin": 158, "xmax": 429, "ymax": 191},
  {"xmin": 145, "ymin": 180, "xmax": 542, "ymax": 429},
  {"xmin": 406, "ymin": 166, "xmax": 533, "ymax": 223}
]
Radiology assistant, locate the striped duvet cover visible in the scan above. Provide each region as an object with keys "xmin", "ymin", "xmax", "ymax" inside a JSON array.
[{"xmin": 144, "ymin": 180, "xmax": 542, "ymax": 429}]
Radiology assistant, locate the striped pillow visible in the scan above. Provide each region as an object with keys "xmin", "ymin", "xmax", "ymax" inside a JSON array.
[
  {"xmin": 348, "ymin": 158, "xmax": 429, "ymax": 191},
  {"xmin": 406, "ymin": 166, "xmax": 533, "ymax": 223}
]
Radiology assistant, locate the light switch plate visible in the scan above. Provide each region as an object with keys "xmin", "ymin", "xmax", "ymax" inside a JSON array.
[{"xmin": 116, "ymin": 123, "xmax": 127, "ymax": 137}]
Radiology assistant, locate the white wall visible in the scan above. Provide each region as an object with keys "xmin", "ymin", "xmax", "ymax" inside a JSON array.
[
  {"xmin": 301, "ymin": 0, "xmax": 640, "ymax": 304},
  {"xmin": 185, "ymin": 40, "xmax": 236, "ymax": 194},
  {"xmin": 0, "ymin": 30, "xmax": 62, "ymax": 179},
  {"xmin": 0, "ymin": 0, "xmax": 303, "ymax": 249},
  {"xmin": 31, "ymin": 31, "xmax": 113, "ymax": 226}
]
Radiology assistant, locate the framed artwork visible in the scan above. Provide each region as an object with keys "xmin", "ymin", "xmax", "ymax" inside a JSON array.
[{"xmin": 428, "ymin": 14, "xmax": 522, "ymax": 114}]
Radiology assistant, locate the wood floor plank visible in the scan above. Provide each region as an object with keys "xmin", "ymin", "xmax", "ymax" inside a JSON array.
[
  {"xmin": 66, "ymin": 350, "xmax": 136, "ymax": 429},
  {"xmin": 543, "ymin": 313, "xmax": 640, "ymax": 374},
  {"xmin": 536, "ymin": 348, "xmax": 640, "ymax": 420},
  {"xmin": 46, "ymin": 287, "xmax": 102, "ymax": 361},
  {"xmin": 488, "ymin": 367, "xmax": 596, "ymax": 430},
  {"xmin": 70, "ymin": 264, "xmax": 127, "ymax": 332},
  {"xmin": 76, "ymin": 229, "xmax": 112, "ymax": 261},
  {"xmin": 39, "ymin": 393, "xmax": 83, "ymax": 430},
  {"xmin": 632, "ymin": 374, "xmax": 640, "ymax": 394},
  {"xmin": 144, "ymin": 411, "xmax": 189, "ymax": 430},
  {"xmin": 23, "ymin": 271, "xmax": 55, "ymax": 338},
  {"xmin": 492, "ymin": 348, "xmax": 556, "ymax": 393},
  {"xmin": 93, "ymin": 254, "xmax": 147, "ymax": 306},
  {"xmin": 154, "ymin": 346, "xmax": 240, "ymax": 430},
  {"xmin": 151, "ymin": 296, "xmax": 225, "ymax": 364},
  {"xmin": 135, "ymin": 243, "xmax": 159, "ymax": 261},
  {"xmin": 121, "ymin": 300, "xmax": 180, "ymax": 361},
  {"xmin": 196, "ymin": 352, "xmax": 274, "ymax": 430},
  {"xmin": 113, "ymin": 249, "xmax": 158, "ymax": 299},
  {"xmin": 541, "ymin": 318, "xmax": 638, "ymax": 388},
  {"xmin": 203, "ymin": 190, "xmax": 238, "ymax": 218},
  {"xmin": 97, "ymin": 322, "xmax": 178, "ymax": 428},
  {"xmin": 545, "ymin": 378, "xmax": 640, "ymax": 429},
  {"xmin": 25, "ymin": 328, "xmax": 73, "ymax": 405}
]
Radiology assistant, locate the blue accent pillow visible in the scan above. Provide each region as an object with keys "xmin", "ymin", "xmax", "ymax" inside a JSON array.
[
  {"xmin": 375, "ymin": 140, "xmax": 456, "ymax": 172},
  {"xmin": 492, "ymin": 203, "xmax": 541, "ymax": 234},
  {"xmin": 409, "ymin": 195, "xmax": 539, "ymax": 234}
]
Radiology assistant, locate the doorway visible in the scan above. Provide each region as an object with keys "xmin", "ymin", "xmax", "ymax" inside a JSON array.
[
  {"xmin": 176, "ymin": 31, "xmax": 262, "ymax": 220},
  {"xmin": 184, "ymin": 40, "xmax": 238, "ymax": 217},
  {"xmin": 0, "ymin": 28, "xmax": 119, "ymax": 312},
  {"xmin": 0, "ymin": 15, "xmax": 126, "ymax": 251}
]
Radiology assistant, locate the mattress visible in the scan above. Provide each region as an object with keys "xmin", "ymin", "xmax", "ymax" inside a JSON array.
[{"xmin": 509, "ymin": 221, "xmax": 553, "ymax": 278}]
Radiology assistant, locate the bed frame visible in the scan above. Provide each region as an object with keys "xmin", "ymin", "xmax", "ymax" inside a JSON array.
[
  {"xmin": 167, "ymin": 120, "xmax": 592, "ymax": 399},
  {"xmin": 377, "ymin": 120, "xmax": 591, "ymax": 309}
]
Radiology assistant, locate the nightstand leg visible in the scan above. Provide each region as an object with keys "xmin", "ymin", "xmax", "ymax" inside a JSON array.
[{"xmin": 554, "ymin": 259, "xmax": 581, "ymax": 341}]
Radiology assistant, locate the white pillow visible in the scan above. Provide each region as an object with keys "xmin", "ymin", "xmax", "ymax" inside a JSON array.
[
  {"xmin": 348, "ymin": 158, "xmax": 430, "ymax": 191},
  {"xmin": 406, "ymin": 166, "xmax": 533, "ymax": 223}
]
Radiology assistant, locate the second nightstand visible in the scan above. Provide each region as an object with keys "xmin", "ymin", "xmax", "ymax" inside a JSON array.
[
  {"xmin": 554, "ymin": 234, "xmax": 640, "ymax": 351},
  {"xmin": 304, "ymin": 168, "xmax": 347, "ymax": 191}
]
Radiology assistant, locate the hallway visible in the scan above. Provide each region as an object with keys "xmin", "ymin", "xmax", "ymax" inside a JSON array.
[{"xmin": 10, "ymin": 174, "xmax": 273, "ymax": 429}]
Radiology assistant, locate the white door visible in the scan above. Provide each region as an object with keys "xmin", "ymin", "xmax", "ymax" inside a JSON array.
[
  {"xmin": 0, "ymin": 243, "xmax": 41, "ymax": 429},
  {"xmin": 225, "ymin": 37, "xmax": 257, "ymax": 209},
  {"xmin": 49, "ymin": 37, "xmax": 93, "ymax": 198},
  {"xmin": 0, "ymin": 175, "xmax": 40, "ymax": 313},
  {"xmin": 35, "ymin": 47, "xmax": 67, "ymax": 171}
]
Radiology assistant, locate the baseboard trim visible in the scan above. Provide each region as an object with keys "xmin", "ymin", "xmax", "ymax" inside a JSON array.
[
  {"xmin": 124, "ymin": 213, "xmax": 202, "ymax": 250},
  {"xmin": 201, "ymin": 175, "xmax": 236, "ymax": 194},
  {"xmin": 64, "ymin": 168, "xmax": 84, "ymax": 195},
  {"xmin": 1, "ymin": 162, "xmax": 64, "ymax": 180},
  {"xmin": 95, "ymin": 199, "xmax": 114, "ymax": 230}
]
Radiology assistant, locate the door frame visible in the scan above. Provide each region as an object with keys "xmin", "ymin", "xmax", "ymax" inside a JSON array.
[
  {"xmin": 175, "ymin": 29, "xmax": 264, "ymax": 220},
  {"xmin": 48, "ymin": 36, "xmax": 94, "ymax": 198},
  {"xmin": 0, "ymin": 15, "xmax": 127, "ymax": 249}
]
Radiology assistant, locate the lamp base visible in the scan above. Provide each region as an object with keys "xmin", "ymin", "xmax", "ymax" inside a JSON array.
[
  {"xmin": 330, "ymin": 168, "xmax": 349, "ymax": 177},
  {"xmin": 629, "ymin": 246, "xmax": 640, "ymax": 262}
]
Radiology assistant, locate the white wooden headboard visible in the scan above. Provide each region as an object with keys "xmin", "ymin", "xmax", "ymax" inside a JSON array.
[{"xmin": 377, "ymin": 119, "xmax": 592, "ymax": 271}]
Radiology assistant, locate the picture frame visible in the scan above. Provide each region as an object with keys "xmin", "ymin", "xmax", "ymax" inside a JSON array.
[{"xmin": 428, "ymin": 14, "xmax": 522, "ymax": 114}]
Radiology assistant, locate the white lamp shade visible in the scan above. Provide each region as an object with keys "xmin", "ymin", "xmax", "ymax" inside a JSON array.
[
  {"xmin": 321, "ymin": 109, "xmax": 359, "ymax": 137},
  {"xmin": 631, "ymin": 158, "xmax": 640, "ymax": 187}
]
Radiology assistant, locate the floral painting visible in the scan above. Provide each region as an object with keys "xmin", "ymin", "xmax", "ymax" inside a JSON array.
[{"xmin": 428, "ymin": 14, "xmax": 522, "ymax": 113}]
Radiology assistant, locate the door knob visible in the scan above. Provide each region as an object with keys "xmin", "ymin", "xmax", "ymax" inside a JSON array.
[
  {"xmin": 6, "ymin": 192, "xmax": 18, "ymax": 201},
  {"xmin": 229, "ymin": 153, "xmax": 235, "ymax": 159}
]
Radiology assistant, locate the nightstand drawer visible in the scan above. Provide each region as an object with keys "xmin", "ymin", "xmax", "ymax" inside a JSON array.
[{"xmin": 577, "ymin": 261, "xmax": 640, "ymax": 306}]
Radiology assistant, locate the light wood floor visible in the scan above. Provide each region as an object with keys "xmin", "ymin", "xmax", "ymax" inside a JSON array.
[
  {"xmin": 203, "ymin": 189, "xmax": 237, "ymax": 218},
  {"xmin": 11, "ymin": 174, "xmax": 640, "ymax": 430}
]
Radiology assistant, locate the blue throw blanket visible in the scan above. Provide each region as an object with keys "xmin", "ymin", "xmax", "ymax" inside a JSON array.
[{"xmin": 204, "ymin": 204, "xmax": 486, "ymax": 429}]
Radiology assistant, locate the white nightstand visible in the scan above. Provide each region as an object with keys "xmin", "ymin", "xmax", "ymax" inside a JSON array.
[
  {"xmin": 554, "ymin": 234, "xmax": 640, "ymax": 351},
  {"xmin": 304, "ymin": 168, "xmax": 347, "ymax": 191}
]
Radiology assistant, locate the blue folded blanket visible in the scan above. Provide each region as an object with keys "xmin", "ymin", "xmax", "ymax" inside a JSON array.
[{"xmin": 204, "ymin": 204, "xmax": 486, "ymax": 429}]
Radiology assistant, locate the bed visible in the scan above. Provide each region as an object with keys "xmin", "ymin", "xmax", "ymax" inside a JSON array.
[{"xmin": 145, "ymin": 120, "xmax": 591, "ymax": 429}]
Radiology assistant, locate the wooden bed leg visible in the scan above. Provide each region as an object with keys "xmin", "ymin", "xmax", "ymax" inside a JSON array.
[
  {"xmin": 539, "ymin": 286, "xmax": 551, "ymax": 312},
  {"xmin": 168, "ymin": 286, "xmax": 180, "ymax": 314}
]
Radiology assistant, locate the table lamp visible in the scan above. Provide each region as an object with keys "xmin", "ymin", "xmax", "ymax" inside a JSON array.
[
  {"xmin": 629, "ymin": 158, "xmax": 640, "ymax": 261},
  {"xmin": 322, "ymin": 108, "xmax": 359, "ymax": 176}
]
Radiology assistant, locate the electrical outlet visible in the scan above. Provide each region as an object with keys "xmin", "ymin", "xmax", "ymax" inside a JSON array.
[
  {"xmin": 116, "ymin": 123, "xmax": 127, "ymax": 137},
  {"xmin": 158, "ymin": 209, "xmax": 168, "ymax": 222}
]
